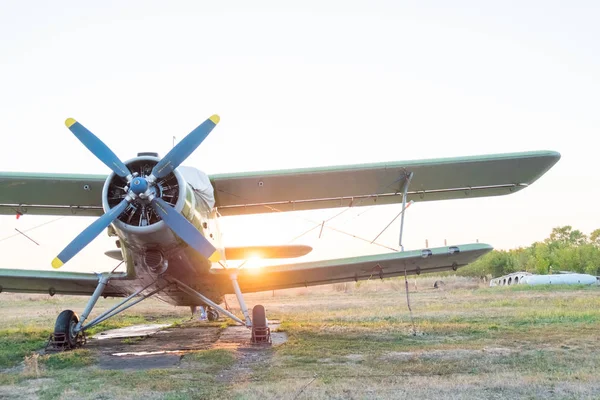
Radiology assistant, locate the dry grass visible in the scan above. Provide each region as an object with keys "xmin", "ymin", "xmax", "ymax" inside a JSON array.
[{"xmin": 1, "ymin": 275, "xmax": 599, "ymax": 399}]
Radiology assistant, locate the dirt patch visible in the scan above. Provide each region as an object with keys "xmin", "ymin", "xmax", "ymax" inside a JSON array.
[
  {"xmin": 213, "ymin": 322, "xmax": 288, "ymax": 350},
  {"xmin": 211, "ymin": 322, "xmax": 286, "ymax": 383},
  {"xmin": 81, "ymin": 320, "xmax": 285, "ymax": 372},
  {"xmin": 99, "ymin": 353, "xmax": 183, "ymax": 370}
]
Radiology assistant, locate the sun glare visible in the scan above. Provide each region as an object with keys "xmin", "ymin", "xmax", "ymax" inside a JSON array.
[{"xmin": 244, "ymin": 255, "xmax": 263, "ymax": 269}]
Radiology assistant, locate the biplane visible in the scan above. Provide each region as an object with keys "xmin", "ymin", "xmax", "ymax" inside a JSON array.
[{"xmin": 0, "ymin": 115, "xmax": 560, "ymax": 347}]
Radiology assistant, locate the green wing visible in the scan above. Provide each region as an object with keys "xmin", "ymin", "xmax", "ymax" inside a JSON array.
[
  {"xmin": 0, "ymin": 269, "xmax": 129, "ymax": 296},
  {"xmin": 0, "ymin": 150, "xmax": 559, "ymax": 217},
  {"xmin": 212, "ymin": 243, "xmax": 492, "ymax": 293},
  {"xmin": 211, "ymin": 150, "xmax": 560, "ymax": 215},
  {"xmin": 0, "ymin": 172, "xmax": 105, "ymax": 216}
]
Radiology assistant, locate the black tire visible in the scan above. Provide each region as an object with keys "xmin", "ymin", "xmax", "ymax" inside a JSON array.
[
  {"xmin": 252, "ymin": 305, "xmax": 267, "ymax": 328},
  {"xmin": 207, "ymin": 308, "xmax": 219, "ymax": 321},
  {"xmin": 54, "ymin": 310, "xmax": 80, "ymax": 348}
]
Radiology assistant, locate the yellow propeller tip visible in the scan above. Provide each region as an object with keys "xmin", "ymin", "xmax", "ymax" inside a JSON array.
[
  {"xmin": 65, "ymin": 118, "xmax": 77, "ymax": 128},
  {"xmin": 51, "ymin": 257, "xmax": 64, "ymax": 269},
  {"xmin": 209, "ymin": 114, "xmax": 220, "ymax": 124}
]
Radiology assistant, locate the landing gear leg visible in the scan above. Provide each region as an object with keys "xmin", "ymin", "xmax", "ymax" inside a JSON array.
[
  {"xmin": 229, "ymin": 273, "xmax": 252, "ymax": 327},
  {"xmin": 47, "ymin": 274, "xmax": 166, "ymax": 350},
  {"xmin": 74, "ymin": 275, "xmax": 109, "ymax": 333},
  {"xmin": 48, "ymin": 274, "xmax": 110, "ymax": 350},
  {"xmin": 171, "ymin": 278, "xmax": 247, "ymax": 325}
]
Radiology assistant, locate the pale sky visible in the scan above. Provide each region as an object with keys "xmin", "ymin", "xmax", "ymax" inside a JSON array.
[{"xmin": 0, "ymin": 1, "xmax": 598, "ymax": 272}]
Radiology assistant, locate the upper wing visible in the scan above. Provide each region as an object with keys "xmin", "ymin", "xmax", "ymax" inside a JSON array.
[
  {"xmin": 212, "ymin": 243, "xmax": 492, "ymax": 293},
  {"xmin": 0, "ymin": 269, "xmax": 129, "ymax": 296},
  {"xmin": 0, "ymin": 150, "xmax": 560, "ymax": 217},
  {"xmin": 0, "ymin": 172, "xmax": 105, "ymax": 216},
  {"xmin": 211, "ymin": 150, "xmax": 560, "ymax": 216}
]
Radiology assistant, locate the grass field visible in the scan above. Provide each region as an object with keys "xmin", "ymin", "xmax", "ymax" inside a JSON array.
[{"xmin": 1, "ymin": 276, "xmax": 600, "ymax": 399}]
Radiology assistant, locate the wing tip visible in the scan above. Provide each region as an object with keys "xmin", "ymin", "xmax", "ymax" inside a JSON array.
[
  {"xmin": 537, "ymin": 150, "xmax": 561, "ymax": 161},
  {"xmin": 65, "ymin": 118, "xmax": 76, "ymax": 128},
  {"xmin": 549, "ymin": 150, "xmax": 561, "ymax": 162},
  {"xmin": 209, "ymin": 114, "xmax": 220, "ymax": 124}
]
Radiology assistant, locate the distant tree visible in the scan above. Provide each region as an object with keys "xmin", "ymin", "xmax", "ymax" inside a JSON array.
[
  {"xmin": 531, "ymin": 242, "xmax": 552, "ymax": 275},
  {"xmin": 546, "ymin": 226, "xmax": 587, "ymax": 247},
  {"xmin": 457, "ymin": 226, "xmax": 600, "ymax": 278},
  {"xmin": 514, "ymin": 247, "xmax": 534, "ymax": 272},
  {"xmin": 590, "ymin": 229, "xmax": 600, "ymax": 247},
  {"xmin": 579, "ymin": 244, "xmax": 600, "ymax": 275}
]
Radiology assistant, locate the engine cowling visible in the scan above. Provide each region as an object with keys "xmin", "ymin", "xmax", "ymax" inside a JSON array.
[{"xmin": 102, "ymin": 155, "xmax": 193, "ymax": 254}]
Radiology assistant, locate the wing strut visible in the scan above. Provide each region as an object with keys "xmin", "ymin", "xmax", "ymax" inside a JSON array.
[
  {"xmin": 78, "ymin": 279, "xmax": 169, "ymax": 332},
  {"xmin": 169, "ymin": 277, "xmax": 249, "ymax": 326},
  {"xmin": 399, "ymin": 171, "xmax": 414, "ymax": 251}
]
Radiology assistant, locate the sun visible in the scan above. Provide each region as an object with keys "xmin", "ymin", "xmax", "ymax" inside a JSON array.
[{"xmin": 244, "ymin": 255, "xmax": 263, "ymax": 269}]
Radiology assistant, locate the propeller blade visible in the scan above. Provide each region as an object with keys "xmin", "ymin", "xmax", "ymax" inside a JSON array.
[
  {"xmin": 151, "ymin": 115, "xmax": 219, "ymax": 179},
  {"xmin": 151, "ymin": 197, "xmax": 217, "ymax": 258},
  {"xmin": 65, "ymin": 118, "xmax": 131, "ymax": 178},
  {"xmin": 51, "ymin": 199, "xmax": 130, "ymax": 269}
]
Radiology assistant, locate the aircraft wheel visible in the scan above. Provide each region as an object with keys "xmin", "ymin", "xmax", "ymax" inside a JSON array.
[
  {"xmin": 54, "ymin": 310, "xmax": 80, "ymax": 348},
  {"xmin": 207, "ymin": 308, "xmax": 219, "ymax": 321},
  {"xmin": 252, "ymin": 305, "xmax": 267, "ymax": 327},
  {"xmin": 251, "ymin": 305, "xmax": 271, "ymax": 344}
]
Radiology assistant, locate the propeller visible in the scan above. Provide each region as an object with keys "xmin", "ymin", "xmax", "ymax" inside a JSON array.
[
  {"xmin": 52, "ymin": 199, "xmax": 130, "ymax": 269},
  {"xmin": 151, "ymin": 115, "xmax": 219, "ymax": 180},
  {"xmin": 52, "ymin": 115, "xmax": 220, "ymax": 269},
  {"xmin": 65, "ymin": 119, "xmax": 131, "ymax": 179},
  {"xmin": 151, "ymin": 197, "xmax": 217, "ymax": 258}
]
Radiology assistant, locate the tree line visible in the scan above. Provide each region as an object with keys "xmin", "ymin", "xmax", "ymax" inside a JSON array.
[{"xmin": 457, "ymin": 226, "xmax": 600, "ymax": 278}]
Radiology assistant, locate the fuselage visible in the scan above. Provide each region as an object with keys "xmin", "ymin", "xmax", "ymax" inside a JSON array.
[{"xmin": 103, "ymin": 156, "xmax": 226, "ymax": 306}]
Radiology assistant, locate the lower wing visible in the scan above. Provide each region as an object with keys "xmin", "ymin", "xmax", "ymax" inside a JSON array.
[
  {"xmin": 0, "ymin": 270, "xmax": 129, "ymax": 296},
  {"xmin": 212, "ymin": 243, "xmax": 491, "ymax": 293}
]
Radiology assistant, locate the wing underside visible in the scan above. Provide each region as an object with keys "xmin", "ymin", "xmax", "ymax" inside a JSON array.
[{"xmin": 212, "ymin": 243, "xmax": 492, "ymax": 294}]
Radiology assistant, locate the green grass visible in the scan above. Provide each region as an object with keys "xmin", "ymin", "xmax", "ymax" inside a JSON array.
[
  {"xmin": 42, "ymin": 349, "xmax": 95, "ymax": 370},
  {"xmin": 183, "ymin": 349, "xmax": 237, "ymax": 371},
  {"xmin": 2, "ymin": 280, "xmax": 600, "ymax": 399},
  {"xmin": 0, "ymin": 298, "xmax": 188, "ymax": 368},
  {"xmin": 34, "ymin": 358, "xmax": 235, "ymax": 399},
  {"xmin": 0, "ymin": 327, "xmax": 50, "ymax": 368}
]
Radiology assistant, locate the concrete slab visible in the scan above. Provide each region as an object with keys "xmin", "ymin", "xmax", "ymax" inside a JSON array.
[{"xmin": 92, "ymin": 324, "xmax": 171, "ymax": 340}]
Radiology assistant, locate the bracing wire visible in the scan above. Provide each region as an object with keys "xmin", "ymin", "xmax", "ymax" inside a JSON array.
[{"xmin": 0, "ymin": 216, "xmax": 67, "ymax": 244}]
